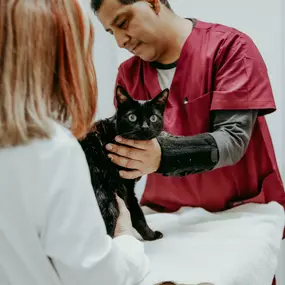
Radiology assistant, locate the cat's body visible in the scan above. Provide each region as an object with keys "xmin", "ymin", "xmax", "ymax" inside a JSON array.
[{"xmin": 79, "ymin": 86, "xmax": 169, "ymax": 240}]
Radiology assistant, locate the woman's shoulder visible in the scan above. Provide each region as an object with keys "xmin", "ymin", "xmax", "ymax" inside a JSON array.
[
  {"xmin": 0, "ymin": 120, "xmax": 82, "ymax": 163},
  {"xmin": 35, "ymin": 120, "xmax": 84, "ymax": 160},
  {"xmin": 48, "ymin": 120, "xmax": 77, "ymax": 146},
  {"xmin": 24, "ymin": 120, "xmax": 78, "ymax": 153}
]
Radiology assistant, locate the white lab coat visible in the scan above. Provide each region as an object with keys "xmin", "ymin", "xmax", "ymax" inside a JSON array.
[{"xmin": 0, "ymin": 121, "xmax": 149, "ymax": 285}]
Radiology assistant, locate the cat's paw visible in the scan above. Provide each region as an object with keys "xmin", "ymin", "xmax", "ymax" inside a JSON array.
[
  {"xmin": 144, "ymin": 230, "xmax": 163, "ymax": 241},
  {"xmin": 153, "ymin": 230, "xmax": 163, "ymax": 240}
]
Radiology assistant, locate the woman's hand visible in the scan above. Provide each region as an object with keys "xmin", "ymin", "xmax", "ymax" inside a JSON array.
[{"xmin": 114, "ymin": 195, "xmax": 134, "ymax": 237}]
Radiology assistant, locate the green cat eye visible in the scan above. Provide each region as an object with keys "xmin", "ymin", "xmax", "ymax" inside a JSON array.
[
  {"xmin": 150, "ymin": 115, "xmax": 158, "ymax": 122},
  {"xmin": 128, "ymin": 114, "xmax": 137, "ymax": 122}
]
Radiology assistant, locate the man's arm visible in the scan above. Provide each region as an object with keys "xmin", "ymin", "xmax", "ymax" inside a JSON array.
[
  {"xmin": 156, "ymin": 110, "xmax": 258, "ymax": 176},
  {"xmin": 211, "ymin": 110, "xmax": 258, "ymax": 169}
]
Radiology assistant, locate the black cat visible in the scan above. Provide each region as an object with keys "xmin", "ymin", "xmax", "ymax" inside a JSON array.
[{"xmin": 79, "ymin": 85, "xmax": 169, "ymax": 241}]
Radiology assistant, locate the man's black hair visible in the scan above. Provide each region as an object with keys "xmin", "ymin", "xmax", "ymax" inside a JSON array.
[{"xmin": 91, "ymin": 0, "xmax": 171, "ymax": 12}]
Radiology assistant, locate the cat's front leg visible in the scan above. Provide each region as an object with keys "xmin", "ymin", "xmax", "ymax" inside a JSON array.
[
  {"xmin": 95, "ymin": 191, "xmax": 119, "ymax": 238},
  {"xmin": 101, "ymin": 202, "xmax": 119, "ymax": 237},
  {"xmin": 126, "ymin": 192, "xmax": 163, "ymax": 241}
]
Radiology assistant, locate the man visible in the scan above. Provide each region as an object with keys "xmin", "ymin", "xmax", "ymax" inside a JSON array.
[{"xmin": 91, "ymin": 0, "xmax": 285, "ymax": 229}]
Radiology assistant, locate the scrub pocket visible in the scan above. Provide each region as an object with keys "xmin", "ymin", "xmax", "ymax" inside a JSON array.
[{"xmin": 184, "ymin": 92, "xmax": 212, "ymax": 134}]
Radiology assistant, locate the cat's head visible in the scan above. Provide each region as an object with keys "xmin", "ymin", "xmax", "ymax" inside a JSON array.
[{"xmin": 115, "ymin": 86, "xmax": 169, "ymax": 140}]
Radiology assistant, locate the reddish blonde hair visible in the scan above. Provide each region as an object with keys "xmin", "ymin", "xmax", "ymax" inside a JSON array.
[{"xmin": 0, "ymin": 0, "xmax": 97, "ymax": 146}]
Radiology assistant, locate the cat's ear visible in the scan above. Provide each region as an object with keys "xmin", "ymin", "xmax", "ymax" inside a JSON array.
[
  {"xmin": 116, "ymin": 85, "xmax": 133, "ymax": 105},
  {"xmin": 152, "ymin": 88, "xmax": 169, "ymax": 106}
]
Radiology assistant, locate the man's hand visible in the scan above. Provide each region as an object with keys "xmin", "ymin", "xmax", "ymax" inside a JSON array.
[{"xmin": 106, "ymin": 136, "xmax": 162, "ymax": 179}]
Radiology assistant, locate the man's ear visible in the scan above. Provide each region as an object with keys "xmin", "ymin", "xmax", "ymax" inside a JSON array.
[
  {"xmin": 116, "ymin": 85, "xmax": 133, "ymax": 105},
  {"xmin": 146, "ymin": 0, "xmax": 161, "ymax": 14}
]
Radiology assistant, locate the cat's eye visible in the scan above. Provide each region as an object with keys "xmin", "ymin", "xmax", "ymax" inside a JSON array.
[
  {"xmin": 128, "ymin": 114, "xmax": 137, "ymax": 122},
  {"xmin": 150, "ymin": 115, "xmax": 158, "ymax": 123}
]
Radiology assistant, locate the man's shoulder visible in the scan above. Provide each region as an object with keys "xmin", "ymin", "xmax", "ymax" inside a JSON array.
[
  {"xmin": 195, "ymin": 19, "xmax": 242, "ymax": 35},
  {"xmin": 195, "ymin": 19, "xmax": 252, "ymax": 43},
  {"xmin": 194, "ymin": 19, "xmax": 257, "ymax": 59}
]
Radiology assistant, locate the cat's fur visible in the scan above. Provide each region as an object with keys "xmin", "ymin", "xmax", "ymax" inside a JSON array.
[{"xmin": 79, "ymin": 86, "xmax": 169, "ymax": 240}]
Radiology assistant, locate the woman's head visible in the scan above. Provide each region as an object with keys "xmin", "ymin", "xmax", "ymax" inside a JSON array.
[{"xmin": 0, "ymin": 0, "xmax": 97, "ymax": 146}]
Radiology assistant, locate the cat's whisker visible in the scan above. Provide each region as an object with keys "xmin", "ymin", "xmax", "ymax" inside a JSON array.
[{"xmin": 118, "ymin": 128, "xmax": 141, "ymax": 137}]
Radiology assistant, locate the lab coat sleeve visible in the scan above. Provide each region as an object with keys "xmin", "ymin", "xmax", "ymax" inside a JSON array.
[{"xmin": 40, "ymin": 136, "xmax": 150, "ymax": 285}]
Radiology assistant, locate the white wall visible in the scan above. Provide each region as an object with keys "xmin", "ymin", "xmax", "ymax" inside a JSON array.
[
  {"xmin": 92, "ymin": 17, "xmax": 118, "ymax": 120},
  {"xmin": 277, "ymin": 1, "xmax": 285, "ymax": 283}
]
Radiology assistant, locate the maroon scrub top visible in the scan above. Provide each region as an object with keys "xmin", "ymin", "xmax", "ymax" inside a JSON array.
[{"xmin": 115, "ymin": 20, "xmax": 285, "ymax": 230}]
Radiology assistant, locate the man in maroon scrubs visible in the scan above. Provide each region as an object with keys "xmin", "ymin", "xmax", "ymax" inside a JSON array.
[{"xmin": 92, "ymin": 0, "xmax": 285, "ymax": 236}]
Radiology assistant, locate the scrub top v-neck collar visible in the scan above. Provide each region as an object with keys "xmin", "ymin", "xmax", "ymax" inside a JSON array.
[{"xmin": 143, "ymin": 18, "xmax": 198, "ymax": 98}]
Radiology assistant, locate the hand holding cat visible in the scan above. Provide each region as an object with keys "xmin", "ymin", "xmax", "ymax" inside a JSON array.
[
  {"xmin": 114, "ymin": 195, "xmax": 134, "ymax": 237},
  {"xmin": 106, "ymin": 136, "xmax": 162, "ymax": 179}
]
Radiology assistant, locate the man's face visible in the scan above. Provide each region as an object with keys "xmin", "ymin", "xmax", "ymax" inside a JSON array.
[{"xmin": 97, "ymin": 0, "xmax": 166, "ymax": 62}]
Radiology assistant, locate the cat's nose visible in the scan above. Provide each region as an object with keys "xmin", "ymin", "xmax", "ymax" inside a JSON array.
[{"xmin": 142, "ymin": 122, "xmax": 149, "ymax": 128}]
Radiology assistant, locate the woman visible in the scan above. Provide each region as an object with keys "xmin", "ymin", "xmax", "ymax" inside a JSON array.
[{"xmin": 0, "ymin": 1, "xmax": 149, "ymax": 285}]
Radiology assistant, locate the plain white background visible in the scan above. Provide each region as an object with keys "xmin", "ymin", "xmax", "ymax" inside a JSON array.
[{"xmin": 91, "ymin": 0, "xmax": 285, "ymax": 283}]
